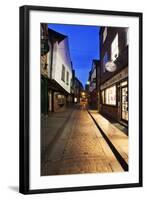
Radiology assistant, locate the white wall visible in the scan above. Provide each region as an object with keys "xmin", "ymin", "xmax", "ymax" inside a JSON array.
[
  {"xmin": 52, "ymin": 38, "xmax": 72, "ymax": 93},
  {"xmin": 0, "ymin": 0, "xmax": 145, "ymax": 200}
]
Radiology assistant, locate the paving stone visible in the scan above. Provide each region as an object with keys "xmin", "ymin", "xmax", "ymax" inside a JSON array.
[{"xmin": 41, "ymin": 105, "xmax": 125, "ymax": 176}]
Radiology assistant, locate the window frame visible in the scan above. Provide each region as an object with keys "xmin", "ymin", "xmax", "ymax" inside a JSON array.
[
  {"xmin": 66, "ymin": 71, "xmax": 69, "ymax": 85},
  {"xmin": 102, "ymin": 84, "xmax": 117, "ymax": 106},
  {"xmin": 61, "ymin": 64, "xmax": 65, "ymax": 82}
]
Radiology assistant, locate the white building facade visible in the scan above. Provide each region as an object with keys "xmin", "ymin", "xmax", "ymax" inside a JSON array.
[
  {"xmin": 51, "ymin": 37, "xmax": 72, "ymax": 94},
  {"xmin": 41, "ymin": 27, "xmax": 73, "ymax": 113}
]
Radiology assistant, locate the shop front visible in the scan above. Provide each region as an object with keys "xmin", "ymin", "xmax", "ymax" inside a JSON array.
[
  {"xmin": 53, "ymin": 92, "xmax": 67, "ymax": 112},
  {"xmin": 100, "ymin": 67, "xmax": 128, "ymax": 125}
]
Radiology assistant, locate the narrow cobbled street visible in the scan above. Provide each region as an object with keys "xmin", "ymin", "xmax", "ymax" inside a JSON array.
[{"xmin": 41, "ymin": 104, "xmax": 128, "ymax": 175}]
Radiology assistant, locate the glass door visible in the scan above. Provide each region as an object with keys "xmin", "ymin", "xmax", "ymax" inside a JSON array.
[{"xmin": 121, "ymin": 86, "xmax": 128, "ymax": 121}]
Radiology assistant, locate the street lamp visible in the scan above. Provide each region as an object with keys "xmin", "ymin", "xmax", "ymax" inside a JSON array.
[{"xmin": 82, "ymin": 92, "xmax": 85, "ymax": 96}]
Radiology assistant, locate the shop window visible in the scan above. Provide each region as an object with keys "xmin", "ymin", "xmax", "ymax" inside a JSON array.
[
  {"xmin": 61, "ymin": 65, "xmax": 65, "ymax": 81},
  {"xmin": 111, "ymin": 33, "xmax": 119, "ymax": 61},
  {"xmin": 103, "ymin": 27, "xmax": 107, "ymax": 43},
  {"xmin": 105, "ymin": 85, "xmax": 116, "ymax": 105},
  {"xmin": 121, "ymin": 86, "xmax": 128, "ymax": 121},
  {"xmin": 120, "ymin": 81, "xmax": 127, "ymax": 87},
  {"xmin": 57, "ymin": 94, "xmax": 65, "ymax": 105},
  {"xmin": 74, "ymin": 97, "xmax": 77, "ymax": 103}
]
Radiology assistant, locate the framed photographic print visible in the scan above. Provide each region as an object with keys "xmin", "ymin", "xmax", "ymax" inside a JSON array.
[{"xmin": 19, "ymin": 5, "xmax": 143, "ymax": 194}]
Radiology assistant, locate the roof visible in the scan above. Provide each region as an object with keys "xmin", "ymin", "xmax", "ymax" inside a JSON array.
[
  {"xmin": 75, "ymin": 77, "xmax": 83, "ymax": 89},
  {"xmin": 90, "ymin": 59, "xmax": 100, "ymax": 73},
  {"xmin": 92, "ymin": 59, "xmax": 100, "ymax": 65},
  {"xmin": 48, "ymin": 28, "xmax": 67, "ymax": 43}
]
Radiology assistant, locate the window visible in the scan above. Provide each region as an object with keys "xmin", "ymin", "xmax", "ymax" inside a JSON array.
[
  {"xmin": 105, "ymin": 85, "xmax": 116, "ymax": 105},
  {"xmin": 121, "ymin": 86, "xmax": 128, "ymax": 121},
  {"xmin": 66, "ymin": 71, "xmax": 69, "ymax": 85},
  {"xmin": 70, "ymin": 78, "xmax": 72, "ymax": 88},
  {"xmin": 111, "ymin": 33, "xmax": 119, "ymax": 61},
  {"xmin": 120, "ymin": 81, "xmax": 127, "ymax": 87},
  {"xmin": 61, "ymin": 65, "xmax": 65, "ymax": 81},
  {"xmin": 103, "ymin": 27, "xmax": 107, "ymax": 43},
  {"xmin": 92, "ymin": 77, "xmax": 96, "ymax": 83},
  {"xmin": 103, "ymin": 52, "xmax": 108, "ymax": 73},
  {"xmin": 74, "ymin": 97, "xmax": 77, "ymax": 103},
  {"xmin": 57, "ymin": 94, "xmax": 65, "ymax": 105}
]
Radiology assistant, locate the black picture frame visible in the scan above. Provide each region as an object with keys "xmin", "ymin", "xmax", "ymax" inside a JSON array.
[{"xmin": 19, "ymin": 5, "xmax": 143, "ymax": 194}]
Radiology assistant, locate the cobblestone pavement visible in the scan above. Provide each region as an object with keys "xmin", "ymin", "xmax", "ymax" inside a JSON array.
[{"xmin": 41, "ymin": 104, "xmax": 124, "ymax": 176}]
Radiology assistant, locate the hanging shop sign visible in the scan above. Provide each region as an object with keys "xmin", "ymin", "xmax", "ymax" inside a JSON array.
[{"xmin": 105, "ymin": 61, "xmax": 117, "ymax": 72}]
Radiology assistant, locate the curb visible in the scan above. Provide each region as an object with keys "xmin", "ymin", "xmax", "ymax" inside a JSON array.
[{"xmin": 87, "ymin": 110, "xmax": 128, "ymax": 171}]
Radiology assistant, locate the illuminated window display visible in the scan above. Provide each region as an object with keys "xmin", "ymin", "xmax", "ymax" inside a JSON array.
[
  {"xmin": 121, "ymin": 86, "xmax": 128, "ymax": 121},
  {"xmin": 56, "ymin": 94, "xmax": 65, "ymax": 105},
  {"xmin": 105, "ymin": 85, "xmax": 116, "ymax": 105}
]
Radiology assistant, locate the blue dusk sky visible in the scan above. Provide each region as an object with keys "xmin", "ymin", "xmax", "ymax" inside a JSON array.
[{"xmin": 48, "ymin": 24, "xmax": 100, "ymax": 87}]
